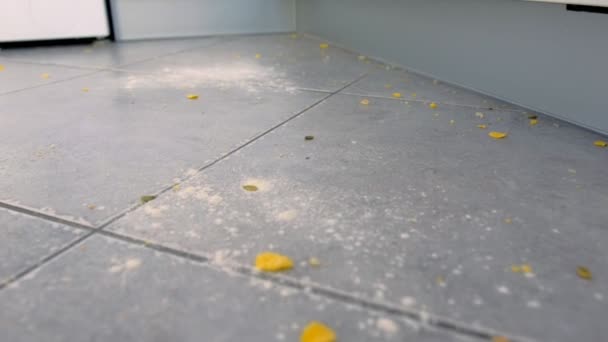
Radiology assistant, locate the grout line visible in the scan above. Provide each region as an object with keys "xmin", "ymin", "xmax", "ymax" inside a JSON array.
[
  {"xmin": 96, "ymin": 228, "xmax": 533, "ymax": 342},
  {"xmin": 0, "ymin": 201, "xmax": 95, "ymax": 232},
  {"xmin": 0, "ymin": 230, "xmax": 96, "ymax": 290},
  {"xmin": 0, "ymin": 70, "xmax": 103, "ymax": 97}
]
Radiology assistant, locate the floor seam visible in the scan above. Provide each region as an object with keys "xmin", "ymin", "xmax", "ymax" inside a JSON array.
[{"xmin": 0, "ymin": 201, "xmax": 95, "ymax": 232}]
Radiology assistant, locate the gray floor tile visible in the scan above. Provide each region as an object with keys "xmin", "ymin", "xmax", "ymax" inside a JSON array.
[
  {"xmin": 122, "ymin": 34, "xmax": 375, "ymax": 92},
  {"xmin": 342, "ymin": 66, "xmax": 517, "ymax": 110},
  {"xmin": 0, "ymin": 37, "xmax": 221, "ymax": 69},
  {"xmin": 0, "ymin": 208, "xmax": 84, "ymax": 284},
  {"xmin": 0, "ymin": 234, "xmax": 476, "ymax": 342},
  {"xmin": 0, "ymin": 69, "xmax": 325, "ymax": 225},
  {"xmin": 0, "ymin": 59, "xmax": 91, "ymax": 95},
  {"xmin": 109, "ymin": 95, "xmax": 608, "ymax": 342}
]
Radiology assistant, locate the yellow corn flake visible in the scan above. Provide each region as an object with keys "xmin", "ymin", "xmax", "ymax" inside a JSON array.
[
  {"xmin": 242, "ymin": 184, "xmax": 259, "ymax": 192},
  {"xmin": 309, "ymin": 257, "xmax": 321, "ymax": 267},
  {"xmin": 577, "ymin": 266, "xmax": 592, "ymax": 280},
  {"xmin": 530, "ymin": 119, "xmax": 538, "ymax": 126},
  {"xmin": 300, "ymin": 321, "xmax": 336, "ymax": 342},
  {"xmin": 41, "ymin": 73, "xmax": 50, "ymax": 79},
  {"xmin": 360, "ymin": 98, "xmax": 370, "ymax": 106},
  {"xmin": 255, "ymin": 53, "xmax": 262, "ymax": 59},
  {"xmin": 593, "ymin": 140, "xmax": 607, "ymax": 148},
  {"xmin": 186, "ymin": 94, "xmax": 199, "ymax": 100},
  {"xmin": 82, "ymin": 88, "xmax": 89, "ymax": 92},
  {"xmin": 492, "ymin": 336, "xmax": 510, "ymax": 342},
  {"xmin": 429, "ymin": 102, "xmax": 438, "ymax": 110},
  {"xmin": 477, "ymin": 124, "xmax": 487, "ymax": 129},
  {"xmin": 475, "ymin": 112, "xmax": 485, "ymax": 119},
  {"xmin": 172, "ymin": 184, "xmax": 181, "ymax": 192},
  {"xmin": 319, "ymin": 43, "xmax": 329, "ymax": 49},
  {"xmin": 0, "ymin": 64, "xmax": 5, "ymax": 71},
  {"xmin": 392, "ymin": 92, "xmax": 402, "ymax": 99},
  {"xmin": 255, "ymin": 252, "xmax": 293, "ymax": 272},
  {"xmin": 521, "ymin": 264, "xmax": 533, "ymax": 274},
  {"xmin": 511, "ymin": 264, "xmax": 533, "ymax": 274},
  {"xmin": 87, "ymin": 204, "xmax": 96, "ymax": 210},
  {"xmin": 384, "ymin": 84, "xmax": 392, "ymax": 89},
  {"xmin": 489, "ymin": 131, "xmax": 507, "ymax": 139}
]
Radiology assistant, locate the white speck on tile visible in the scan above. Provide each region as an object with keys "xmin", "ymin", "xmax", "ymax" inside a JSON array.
[
  {"xmin": 527, "ymin": 300, "xmax": 541, "ymax": 308},
  {"xmin": 497, "ymin": 286, "xmax": 510, "ymax": 295},
  {"xmin": 401, "ymin": 296, "xmax": 416, "ymax": 307},
  {"xmin": 376, "ymin": 318, "xmax": 399, "ymax": 336},
  {"xmin": 276, "ymin": 209, "xmax": 298, "ymax": 222}
]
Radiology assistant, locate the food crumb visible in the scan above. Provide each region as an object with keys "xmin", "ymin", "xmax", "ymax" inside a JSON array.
[{"xmin": 255, "ymin": 252, "xmax": 293, "ymax": 272}]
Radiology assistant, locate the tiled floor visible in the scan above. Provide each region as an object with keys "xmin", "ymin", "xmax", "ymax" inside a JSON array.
[{"xmin": 0, "ymin": 34, "xmax": 606, "ymax": 342}]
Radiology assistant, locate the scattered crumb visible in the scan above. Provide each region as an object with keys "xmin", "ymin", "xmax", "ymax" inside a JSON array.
[
  {"xmin": 577, "ymin": 266, "xmax": 592, "ymax": 280},
  {"xmin": 392, "ymin": 92, "xmax": 402, "ymax": 99},
  {"xmin": 82, "ymin": 88, "xmax": 89, "ymax": 92},
  {"xmin": 493, "ymin": 336, "xmax": 510, "ymax": 342},
  {"xmin": 319, "ymin": 43, "xmax": 329, "ymax": 49},
  {"xmin": 309, "ymin": 257, "xmax": 321, "ymax": 267},
  {"xmin": 529, "ymin": 119, "xmax": 538, "ymax": 126},
  {"xmin": 475, "ymin": 112, "xmax": 485, "ymax": 119},
  {"xmin": 255, "ymin": 252, "xmax": 293, "ymax": 272},
  {"xmin": 477, "ymin": 124, "xmax": 487, "ymax": 129},
  {"xmin": 489, "ymin": 131, "xmax": 507, "ymax": 139},
  {"xmin": 41, "ymin": 73, "xmax": 50, "ymax": 79},
  {"xmin": 140, "ymin": 195, "xmax": 157, "ymax": 204},
  {"xmin": 401, "ymin": 296, "xmax": 416, "ymax": 307},
  {"xmin": 385, "ymin": 84, "xmax": 392, "ymax": 89},
  {"xmin": 300, "ymin": 321, "xmax": 336, "ymax": 342},
  {"xmin": 497, "ymin": 286, "xmax": 510, "ymax": 295},
  {"xmin": 429, "ymin": 102, "xmax": 438, "ymax": 110},
  {"xmin": 358, "ymin": 55, "xmax": 367, "ymax": 61},
  {"xmin": 290, "ymin": 33, "xmax": 298, "ymax": 39},
  {"xmin": 305, "ymin": 135, "xmax": 315, "ymax": 141},
  {"xmin": 276, "ymin": 209, "xmax": 298, "ymax": 222},
  {"xmin": 376, "ymin": 318, "xmax": 399, "ymax": 336},
  {"xmin": 255, "ymin": 53, "xmax": 262, "ymax": 59},
  {"xmin": 243, "ymin": 184, "xmax": 259, "ymax": 192},
  {"xmin": 186, "ymin": 94, "xmax": 199, "ymax": 100},
  {"xmin": 593, "ymin": 140, "xmax": 607, "ymax": 148},
  {"xmin": 87, "ymin": 204, "xmax": 96, "ymax": 210},
  {"xmin": 360, "ymin": 98, "xmax": 370, "ymax": 105}
]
